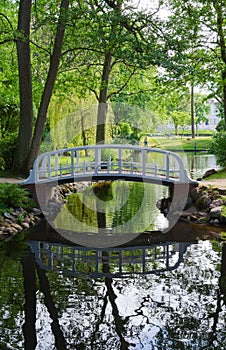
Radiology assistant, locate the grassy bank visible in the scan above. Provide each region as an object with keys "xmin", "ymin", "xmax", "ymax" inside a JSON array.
[
  {"xmin": 204, "ymin": 168, "xmax": 226, "ymax": 180},
  {"xmin": 145, "ymin": 136, "xmax": 212, "ymax": 151}
]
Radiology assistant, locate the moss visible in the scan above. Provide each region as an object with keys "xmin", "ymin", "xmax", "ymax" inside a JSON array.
[
  {"xmin": 220, "ymin": 232, "xmax": 226, "ymax": 240},
  {"xmin": 222, "ymin": 205, "xmax": 226, "ymax": 217}
]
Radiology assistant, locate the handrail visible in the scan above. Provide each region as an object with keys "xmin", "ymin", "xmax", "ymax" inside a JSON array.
[{"xmin": 22, "ymin": 144, "xmax": 196, "ymax": 185}]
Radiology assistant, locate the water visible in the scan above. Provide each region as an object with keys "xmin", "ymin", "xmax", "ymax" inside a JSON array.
[
  {"xmin": 183, "ymin": 153, "xmax": 219, "ymax": 180},
  {"xmin": 53, "ymin": 181, "xmax": 169, "ymax": 247},
  {"xmin": 0, "ymin": 227, "xmax": 226, "ymax": 349},
  {"xmin": 0, "ymin": 153, "xmax": 225, "ymax": 349}
]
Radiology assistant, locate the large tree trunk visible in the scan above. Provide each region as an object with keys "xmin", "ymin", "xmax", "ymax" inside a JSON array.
[
  {"xmin": 27, "ymin": 0, "xmax": 69, "ymax": 172},
  {"xmin": 96, "ymin": 52, "xmax": 112, "ymax": 144},
  {"xmin": 12, "ymin": 0, "xmax": 33, "ymax": 176}
]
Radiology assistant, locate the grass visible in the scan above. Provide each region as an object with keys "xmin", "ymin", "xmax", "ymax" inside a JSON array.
[
  {"xmin": 144, "ymin": 136, "xmax": 213, "ymax": 151},
  {"xmin": 204, "ymin": 168, "xmax": 226, "ymax": 180}
]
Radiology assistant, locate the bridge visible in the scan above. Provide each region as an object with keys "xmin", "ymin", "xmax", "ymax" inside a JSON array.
[
  {"xmin": 23, "ymin": 144, "xmax": 196, "ymax": 186},
  {"xmin": 28, "ymin": 240, "xmax": 191, "ymax": 278}
]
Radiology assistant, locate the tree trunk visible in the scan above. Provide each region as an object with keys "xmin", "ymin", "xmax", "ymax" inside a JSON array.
[
  {"xmin": 26, "ymin": 0, "xmax": 69, "ymax": 172},
  {"xmin": 12, "ymin": 0, "xmax": 33, "ymax": 176},
  {"xmin": 96, "ymin": 52, "xmax": 112, "ymax": 144}
]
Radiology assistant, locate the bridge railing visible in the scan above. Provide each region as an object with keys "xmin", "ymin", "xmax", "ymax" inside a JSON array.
[
  {"xmin": 23, "ymin": 144, "xmax": 192, "ymax": 184},
  {"xmin": 28, "ymin": 241, "xmax": 190, "ymax": 278}
]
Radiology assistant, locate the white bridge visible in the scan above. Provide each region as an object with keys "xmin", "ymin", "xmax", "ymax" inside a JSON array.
[{"xmin": 23, "ymin": 144, "xmax": 195, "ymax": 186}]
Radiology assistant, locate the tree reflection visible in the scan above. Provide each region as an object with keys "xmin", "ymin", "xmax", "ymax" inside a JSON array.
[
  {"xmin": 220, "ymin": 242, "xmax": 226, "ymax": 306},
  {"xmin": 1, "ymin": 234, "xmax": 226, "ymax": 349},
  {"xmin": 21, "ymin": 254, "xmax": 37, "ymax": 350}
]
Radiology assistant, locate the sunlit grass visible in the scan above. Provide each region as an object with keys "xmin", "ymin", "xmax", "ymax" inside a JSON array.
[
  {"xmin": 205, "ymin": 168, "xmax": 226, "ymax": 180},
  {"xmin": 144, "ymin": 136, "xmax": 212, "ymax": 151}
]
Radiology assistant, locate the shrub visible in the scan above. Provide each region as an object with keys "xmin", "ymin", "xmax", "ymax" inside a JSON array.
[
  {"xmin": 0, "ymin": 134, "xmax": 17, "ymax": 170},
  {"xmin": 0, "ymin": 183, "xmax": 34, "ymax": 211},
  {"xmin": 209, "ymin": 131, "xmax": 226, "ymax": 167}
]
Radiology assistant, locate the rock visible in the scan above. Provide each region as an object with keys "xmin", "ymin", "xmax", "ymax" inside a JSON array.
[
  {"xmin": 219, "ymin": 216, "xmax": 226, "ymax": 225},
  {"xmin": 209, "ymin": 206, "xmax": 222, "ymax": 219},
  {"xmin": 190, "ymin": 214, "xmax": 198, "ymax": 221},
  {"xmin": 196, "ymin": 195, "xmax": 212, "ymax": 209},
  {"xmin": 4, "ymin": 212, "xmax": 16, "ymax": 221},
  {"xmin": 21, "ymin": 222, "xmax": 30, "ymax": 229},
  {"xmin": 209, "ymin": 199, "xmax": 223, "ymax": 209},
  {"xmin": 32, "ymin": 208, "xmax": 42, "ymax": 216},
  {"xmin": 190, "ymin": 187, "xmax": 200, "ymax": 202},
  {"xmin": 212, "ymin": 190, "xmax": 220, "ymax": 200},
  {"xmin": 210, "ymin": 218, "xmax": 220, "ymax": 225},
  {"xmin": 202, "ymin": 169, "xmax": 217, "ymax": 179},
  {"xmin": 184, "ymin": 196, "xmax": 193, "ymax": 210},
  {"xmin": 4, "ymin": 227, "xmax": 18, "ymax": 234},
  {"xmin": 11, "ymin": 223, "xmax": 23, "ymax": 231}
]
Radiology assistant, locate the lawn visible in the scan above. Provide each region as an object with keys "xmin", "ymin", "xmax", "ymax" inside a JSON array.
[{"xmin": 145, "ymin": 136, "xmax": 213, "ymax": 151}]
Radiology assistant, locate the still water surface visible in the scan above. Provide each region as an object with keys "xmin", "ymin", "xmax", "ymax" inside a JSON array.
[{"xmin": 0, "ymin": 153, "xmax": 225, "ymax": 349}]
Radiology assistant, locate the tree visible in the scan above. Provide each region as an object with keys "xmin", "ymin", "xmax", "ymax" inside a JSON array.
[
  {"xmin": 60, "ymin": 0, "xmax": 167, "ymax": 144},
  {"xmin": 164, "ymin": 0, "xmax": 226, "ymax": 127},
  {"xmin": 9, "ymin": 0, "xmax": 69, "ymax": 176},
  {"xmin": 13, "ymin": 0, "xmax": 33, "ymax": 175},
  {"xmin": 194, "ymin": 94, "xmax": 210, "ymax": 135},
  {"xmin": 170, "ymin": 110, "xmax": 190, "ymax": 136}
]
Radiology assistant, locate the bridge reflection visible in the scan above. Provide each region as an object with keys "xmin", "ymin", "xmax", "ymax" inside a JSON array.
[{"xmin": 28, "ymin": 240, "xmax": 191, "ymax": 278}]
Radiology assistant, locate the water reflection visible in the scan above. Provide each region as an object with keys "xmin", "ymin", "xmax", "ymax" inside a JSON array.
[
  {"xmin": 28, "ymin": 240, "xmax": 192, "ymax": 278},
  {"xmin": 185, "ymin": 153, "xmax": 219, "ymax": 179},
  {"xmin": 0, "ymin": 222, "xmax": 226, "ymax": 349},
  {"xmin": 54, "ymin": 181, "xmax": 169, "ymax": 247}
]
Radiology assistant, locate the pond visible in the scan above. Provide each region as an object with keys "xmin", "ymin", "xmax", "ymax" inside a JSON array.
[
  {"xmin": 0, "ymin": 222, "xmax": 226, "ymax": 349},
  {"xmin": 0, "ymin": 153, "xmax": 225, "ymax": 349},
  {"xmin": 184, "ymin": 153, "xmax": 219, "ymax": 180}
]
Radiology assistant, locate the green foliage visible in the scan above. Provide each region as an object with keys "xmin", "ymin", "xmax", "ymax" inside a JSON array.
[
  {"xmin": 220, "ymin": 231, "xmax": 226, "ymax": 240},
  {"xmin": 101, "ymin": 148, "xmax": 117, "ymax": 161},
  {"xmin": 209, "ymin": 131, "xmax": 226, "ymax": 167},
  {"xmin": 0, "ymin": 183, "xmax": 34, "ymax": 212},
  {"xmin": 0, "ymin": 133, "xmax": 17, "ymax": 170},
  {"xmin": 216, "ymin": 119, "xmax": 226, "ymax": 132}
]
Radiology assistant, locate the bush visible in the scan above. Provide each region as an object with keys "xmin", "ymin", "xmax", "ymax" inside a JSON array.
[
  {"xmin": 209, "ymin": 131, "xmax": 226, "ymax": 167},
  {"xmin": 0, "ymin": 134, "xmax": 17, "ymax": 170},
  {"xmin": 0, "ymin": 183, "xmax": 34, "ymax": 212}
]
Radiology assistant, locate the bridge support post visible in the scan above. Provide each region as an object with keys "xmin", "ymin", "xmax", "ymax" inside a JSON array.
[{"xmin": 169, "ymin": 182, "xmax": 198, "ymax": 199}]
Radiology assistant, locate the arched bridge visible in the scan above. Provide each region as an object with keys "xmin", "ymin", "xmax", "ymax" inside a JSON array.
[{"xmin": 23, "ymin": 144, "xmax": 196, "ymax": 186}]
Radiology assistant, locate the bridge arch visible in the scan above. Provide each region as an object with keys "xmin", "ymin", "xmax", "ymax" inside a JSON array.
[{"xmin": 22, "ymin": 144, "xmax": 196, "ymax": 186}]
